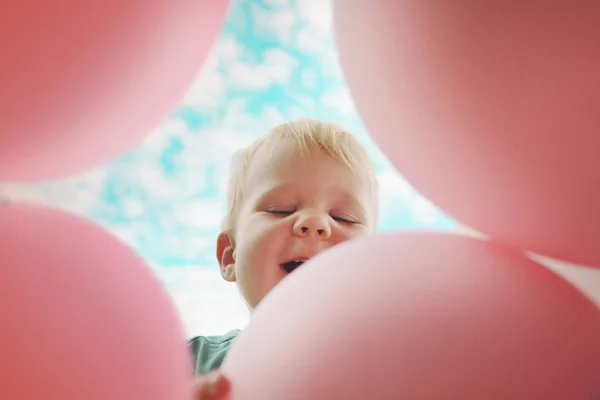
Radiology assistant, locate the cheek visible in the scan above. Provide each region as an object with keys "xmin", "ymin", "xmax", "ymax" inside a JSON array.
[
  {"xmin": 334, "ymin": 225, "xmax": 370, "ymax": 244},
  {"xmin": 238, "ymin": 216, "xmax": 289, "ymax": 258},
  {"xmin": 252, "ymin": 215, "xmax": 287, "ymax": 240}
]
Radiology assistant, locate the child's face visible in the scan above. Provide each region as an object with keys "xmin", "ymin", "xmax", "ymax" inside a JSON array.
[{"xmin": 217, "ymin": 143, "xmax": 377, "ymax": 310}]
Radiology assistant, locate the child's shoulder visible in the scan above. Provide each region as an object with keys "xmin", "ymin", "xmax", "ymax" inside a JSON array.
[
  {"xmin": 189, "ymin": 329, "xmax": 239, "ymax": 345},
  {"xmin": 188, "ymin": 329, "xmax": 240, "ymax": 374}
]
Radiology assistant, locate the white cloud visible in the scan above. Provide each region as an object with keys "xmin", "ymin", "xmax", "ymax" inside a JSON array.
[
  {"xmin": 179, "ymin": 37, "xmax": 243, "ymax": 111},
  {"xmin": 296, "ymin": 29, "xmax": 325, "ymax": 54},
  {"xmin": 251, "ymin": 4, "xmax": 296, "ymax": 44},
  {"xmin": 174, "ymin": 199, "xmax": 226, "ymax": 230},
  {"xmin": 156, "ymin": 267, "xmax": 250, "ymax": 336},
  {"xmin": 296, "ymin": 0, "xmax": 332, "ymax": 35},
  {"xmin": 109, "ymin": 224, "xmax": 143, "ymax": 248},
  {"xmin": 378, "ymin": 169, "xmax": 413, "ymax": 200},
  {"xmin": 179, "ymin": 56, "xmax": 223, "ymax": 110},
  {"xmin": 295, "ymin": 0, "xmax": 333, "ymax": 54},
  {"xmin": 143, "ymin": 117, "xmax": 189, "ymax": 151},
  {"xmin": 300, "ymin": 70, "xmax": 318, "ymax": 90},
  {"xmin": 376, "ymin": 167, "xmax": 415, "ymax": 219},
  {"xmin": 264, "ymin": 49, "xmax": 298, "ymax": 80},
  {"xmin": 115, "ymin": 123, "xmax": 211, "ymax": 205},
  {"xmin": 139, "ymin": 166, "xmax": 180, "ymax": 198},
  {"xmin": 180, "ymin": 235, "xmax": 217, "ymax": 260},
  {"xmin": 321, "ymin": 87, "xmax": 356, "ymax": 115},
  {"xmin": 262, "ymin": 0, "xmax": 291, "ymax": 7},
  {"xmin": 259, "ymin": 106, "xmax": 288, "ymax": 127},
  {"xmin": 217, "ymin": 36, "xmax": 244, "ymax": 60},
  {"xmin": 269, "ymin": 10, "xmax": 296, "ymax": 42},
  {"xmin": 172, "ymin": 6, "xmax": 303, "ymax": 97},
  {"xmin": 0, "ymin": 167, "xmax": 108, "ymax": 216},
  {"xmin": 121, "ymin": 198, "xmax": 145, "ymax": 218},
  {"xmin": 411, "ymin": 196, "xmax": 441, "ymax": 225},
  {"xmin": 226, "ymin": 49, "xmax": 298, "ymax": 91}
]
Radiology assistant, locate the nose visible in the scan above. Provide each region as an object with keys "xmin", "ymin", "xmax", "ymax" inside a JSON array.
[{"xmin": 293, "ymin": 211, "xmax": 332, "ymax": 239}]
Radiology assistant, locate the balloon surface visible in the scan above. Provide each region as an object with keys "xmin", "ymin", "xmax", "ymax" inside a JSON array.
[
  {"xmin": 0, "ymin": 204, "xmax": 192, "ymax": 399},
  {"xmin": 222, "ymin": 231, "xmax": 600, "ymax": 399},
  {"xmin": 0, "ymin": 0, "xmax": 228, "ymax": 181},
  {"xmin": 334, "ymin": 1, "xmax": 600, "ymax": 266}
]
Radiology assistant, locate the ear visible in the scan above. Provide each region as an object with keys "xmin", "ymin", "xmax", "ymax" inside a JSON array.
[{"xmin": 216, "ymin": 232, "xmax": 236, "ymax": 282}]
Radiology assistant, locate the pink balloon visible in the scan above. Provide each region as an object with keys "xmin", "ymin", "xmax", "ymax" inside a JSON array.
[
  {"xmin": 0, "ymin": 204, "xmax": 192, "ymax": 399},
  {"xmin": 0, "ymin": 0, "xmax": 228, "ymax": 182},
  {"xmin": 222, "ymin": 232, "xmax": 600, "ymax": 399},
  {"xmin": 334, "ymin": 2, "xmax": 600, "ymax": 266}
]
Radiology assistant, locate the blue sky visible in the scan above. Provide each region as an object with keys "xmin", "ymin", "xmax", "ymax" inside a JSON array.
[{"xmin": 0, "ymin": 0, "xmax": 459, "ymax": 335}]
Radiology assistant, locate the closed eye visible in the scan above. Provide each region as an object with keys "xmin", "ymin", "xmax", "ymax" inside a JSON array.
[
  {"xmin": 332, "ymin": 215, "xmax": 357, "ymax": 224},
  {"xmin": 266, "ymin": 210, "xmax": 294, "ymax": 216}
]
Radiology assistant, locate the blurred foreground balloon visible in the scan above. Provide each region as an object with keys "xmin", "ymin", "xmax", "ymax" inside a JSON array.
[
  {"xmin": 222, "ymin": 231, "xmax": 600, "ymax": 399},
  {"xmin": 334, "ymin": 1, "xmax": 600, "ymax": 266},
  {"xmin": 0, "ymin": 0, "xmax": 229, "ymax": 182},
  {"xmin": 0, "ymin": 204, "xmax": 192, "ymax": 399}
]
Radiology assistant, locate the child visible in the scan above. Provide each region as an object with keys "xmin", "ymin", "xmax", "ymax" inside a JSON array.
[{"xmin": 190, "ymin": 119, "xmax": 380, "ymax": 399}]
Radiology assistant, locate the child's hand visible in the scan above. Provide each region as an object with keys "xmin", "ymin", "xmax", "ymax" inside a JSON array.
[{"xmin": 193, "ymin": 370, "xmax": 230, "ymax": 400}]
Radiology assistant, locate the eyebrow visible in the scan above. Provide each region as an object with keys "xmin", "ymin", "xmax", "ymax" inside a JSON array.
[{"xmin": 252, "ymin": 183, "xmax": 295, "ymax": 205}]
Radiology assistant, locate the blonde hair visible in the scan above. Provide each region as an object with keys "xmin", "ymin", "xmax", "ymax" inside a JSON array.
[{"xmin": 222, "ymin": 119, "xmax": 379, "ymax": 235}]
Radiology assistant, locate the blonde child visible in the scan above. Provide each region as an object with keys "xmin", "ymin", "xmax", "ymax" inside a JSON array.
[{"xmin": 190, "ymin": 119, "xmax": 380, "ymax": 399}]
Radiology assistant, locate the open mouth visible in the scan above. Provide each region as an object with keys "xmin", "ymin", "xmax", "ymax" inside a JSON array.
[{"xmin": 281, "ymin": 259, "xmax": 306, "ymax": 273}]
